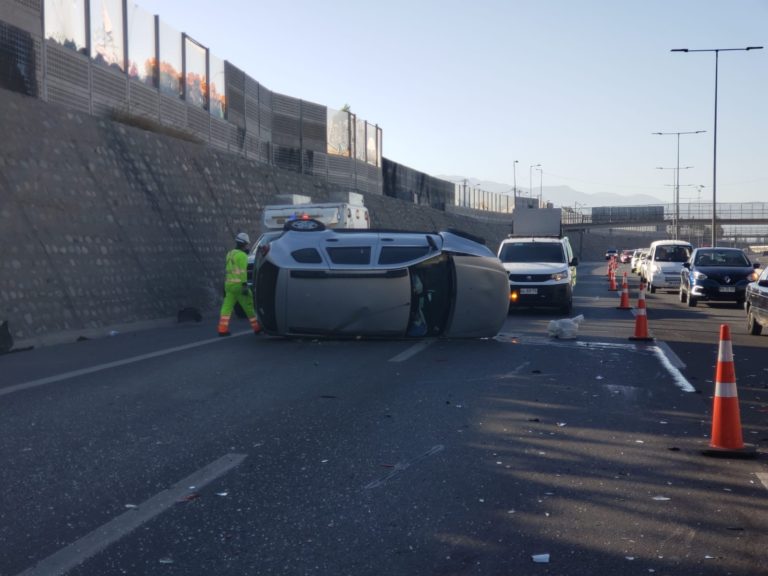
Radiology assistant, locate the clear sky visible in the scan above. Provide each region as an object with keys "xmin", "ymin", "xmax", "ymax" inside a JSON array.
[{"xmin": 135, "ymin": 0, "xmax": 767, "ymax": 204}]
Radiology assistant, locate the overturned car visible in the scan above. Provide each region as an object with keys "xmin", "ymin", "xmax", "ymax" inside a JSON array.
[{"xmin": 252, "ymin": 220, "xmax": 509, "ymax": 338}]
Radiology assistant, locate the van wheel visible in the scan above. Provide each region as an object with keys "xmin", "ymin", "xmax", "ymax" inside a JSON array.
[
  {"xmin": 649, "ymin": 283, "xmax": 656, "ymax": 294},
  {"xmin": 284, "ymin": 218, "xmax": 326, "ymax": 232}
]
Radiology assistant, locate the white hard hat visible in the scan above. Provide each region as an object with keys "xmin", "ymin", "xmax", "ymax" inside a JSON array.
[{"xmin": 235, "ymin": 232, "xmax": 250, "ymax": 244}]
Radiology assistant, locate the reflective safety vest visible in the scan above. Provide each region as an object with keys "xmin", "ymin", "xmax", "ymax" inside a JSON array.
[{"xmin": 225, "ymin": 249, "xmax": 248, "ymax": 285}]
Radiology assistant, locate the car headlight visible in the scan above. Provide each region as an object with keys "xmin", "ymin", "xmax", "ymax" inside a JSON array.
[
  {"xmin": 693, "ymin": 271, "xmax": 708, "ymax": 280},
  {"xmin": 550, "ymin": 270, "xmax": 568, "ymax": 281},
  {"xmin": 748, "ymin": 271, "xmax": 759, "ymax": 282}
]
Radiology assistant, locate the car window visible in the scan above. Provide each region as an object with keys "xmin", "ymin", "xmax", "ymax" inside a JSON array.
[
  {"xmin": 654, "ymin": 245, "xmax": 691, "ymax": 262},
  {"xmin": 499, "ymin": 242, "xmax": 565, "ymax": 263},
  {"xmin": 292, "ymin": 248, "xmax": 323, "ymax": 264},
  {"xmin": 695, "ymin": 250, "xmax": 750, "ymax": 267},
  {"xmin": 326, "ymin": 246, "xmax": 371, "ymax": 265},
  {"xmin": 378, "ymin": 245, "xmax": 431, "ymax": 265}
]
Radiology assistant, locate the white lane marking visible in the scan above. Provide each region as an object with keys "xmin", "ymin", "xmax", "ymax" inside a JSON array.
[
  {"xmin": 15, "ymin": 453, "xmax": 247, "ymax": 576},
  {"xmin": 364, "ymin": 445, "xmax": 444, "ymax": 489},
  {"xmin": 651, "ymin": 345, "xmax": 696, "ymax": 393},
  {"xmin": 389, "ymin": 340, "xmax": 434, "ymax": 363},
  {"xmin": 756, "ymin": 473, "xmax": 768, "ymax": 491},
  {"xmin": 1, "ymin": 331, "xmax": 251, "ymax": 398},
  {"xmin": 656, "ymin": 341, "xmax": 686, "ymax": 370}
]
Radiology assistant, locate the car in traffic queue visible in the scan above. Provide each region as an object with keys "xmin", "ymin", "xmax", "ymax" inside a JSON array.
[
  {"xmin": 745, "ymin": 266, "xmax": 768, "ymax": 335},
  {"xmin": 497, "ymin": 236, "xmax": 578, "ymax": 314},
  {"xmin": 679, "ymin": 247, "xmax": 760, "ymax": 307},
  {"xmin": 645, "ymin": 239, "xmax": 693, "ymax": 293},
  {"xmin": 631, "ymin": 248, "xmax": 647, "ymax": 274},
  {"xmin": 605, "ymin": 247, "xmax": 618, "ymax": 260},
  {"xmin": 619, "ymin": 249, "xmax": 633, "ymax": 264},
  {"xmin": 252, "ymin": 219, "xmax": 510, "ymax": 338}
]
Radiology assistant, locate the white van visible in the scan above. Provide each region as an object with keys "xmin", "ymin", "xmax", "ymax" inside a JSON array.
[
  {"xmin": 262, "ymin": 203, "xmax": 370, "ymax": 230},
  {"xmin": 646, "ymin": 240, "xmax": 693, "ymax": 293}
]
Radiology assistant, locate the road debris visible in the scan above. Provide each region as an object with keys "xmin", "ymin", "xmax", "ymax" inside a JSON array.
[{"xmin": 532, "ymin": 553, "xmax": 550, "ymax": 563}]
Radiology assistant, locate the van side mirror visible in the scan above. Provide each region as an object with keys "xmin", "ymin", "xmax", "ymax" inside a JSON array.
[{"xmin": 570, "ymin": 257, "xmax": 579, "ymax": 266}]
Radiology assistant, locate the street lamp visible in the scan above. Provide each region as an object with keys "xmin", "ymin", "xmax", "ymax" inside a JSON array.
[
  {"xmin": 653, "ymin": 130, "xmax": 705, "ymax": 240},
  {"xmin": 513, "ymin": 159, "xmax": 519, "ymax": 203},
  {"xmin": 671, "ymin": 46, "xmax": 763, "ymax": 246},
  {"xmin": 536, "ymin": 167, "xmax": 543, "ymax": 206},
  {"xmin": 656, "ymin": 164, "xmax": 694, "ymax": 239},
  {"xmin": 529, "ymin": 163, "xmax": 540, "ymax": 201}
]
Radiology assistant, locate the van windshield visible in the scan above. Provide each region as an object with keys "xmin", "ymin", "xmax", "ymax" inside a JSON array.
[
  {"xmin": 498, "ymin": 242, "xmax": 565, "ymax": 263},
  {"xmin": 653, "ymin": 245, "xmax": 691, "ymax": 262}
]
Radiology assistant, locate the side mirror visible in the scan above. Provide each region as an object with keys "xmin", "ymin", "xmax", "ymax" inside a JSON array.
[
  {"xmin": 682, "ymin": 262, "xmax": 690, "ymax": 268},
  {"xmin": 754, "ymin": 262, "xmax": 761, "ymax": 269}
]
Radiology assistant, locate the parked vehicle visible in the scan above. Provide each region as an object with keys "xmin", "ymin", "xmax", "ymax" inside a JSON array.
[
  {"xmin": 252, "ymin": 220, "xmax": 510, "ymax": 338},
  {"xmin": 605, "ymin": 247, "xmax": 618, "ymax": 260},
  {"xmin": 646, "ymin": 240, "xmax": 693, "ymax": 293},
  {"xmin": 745, "ymin": 267, "xmax": 768, "ymax": 335},
  {"xmin": 679, "ymin": 248, "xmax": 760, "ymax": 307},
  {"xmin": 497, "ymin": 208, "xmax": 578, "ymax": 313}
]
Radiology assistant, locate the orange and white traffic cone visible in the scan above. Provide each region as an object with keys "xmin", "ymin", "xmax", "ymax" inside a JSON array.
[
  {"xmin": 704, "ymin": 324, "xmax": 756, "ymax": 457},
  {"xmin": 617, "ymin": 272, "xmax": 631, "ymax": 309},
  {"xmin": 628, "ymin": 287, "xmax": 653, "ymax": 341},
  {"xmin": 608, "ymin": 268, "xmax": 618, "ymax": 291}
]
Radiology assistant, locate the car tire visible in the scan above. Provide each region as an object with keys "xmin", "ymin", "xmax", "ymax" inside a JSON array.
[
  {"xmin": 686, "ymin": 295, "xmax": 697, "ymax": 307},
  {"xmin": 747, "ymin": 308, "xmax": 763, "ymax": 335},
  {"xmin": 649, "ymin": 282, "xmax": 656, "ymax": 294},
  {"xmin": 284, "ymin": 218, "xmax": 326, "ymax": 232},
  {"xmin": 560, "ymin": 299, "xmax": 573, "ymax": 315},
  {"xmin": 679, "ymin": 285, "xmax": 687, "ymax": 303}
]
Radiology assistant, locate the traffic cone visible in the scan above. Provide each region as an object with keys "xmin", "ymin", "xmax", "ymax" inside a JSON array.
[
  {"xmin": 704, "ymin": 324, "xmax": 756, "ymax": 457},
  {"xmin": 628, "ymin": 287, "xmax": 653, "ymax": 341},
  {"xmin": 617, "ymin": 273, "xmax": 631, "ymax": 309},
  {"xmin": 608, "ymin": 268, "xmax": 618, "ymax": 291}
]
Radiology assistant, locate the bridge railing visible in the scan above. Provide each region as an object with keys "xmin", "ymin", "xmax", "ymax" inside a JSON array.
[{"xmin": 562, "ymin": 203, "xmax": 768, "ymax": 225}]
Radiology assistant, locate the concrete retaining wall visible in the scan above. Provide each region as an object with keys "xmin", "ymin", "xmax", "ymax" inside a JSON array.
[{"xmin": 0, "ymin": 88, "xmax": 513, "ymax": 347}]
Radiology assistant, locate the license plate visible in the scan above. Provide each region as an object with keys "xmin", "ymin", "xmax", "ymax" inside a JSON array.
[
  {"xmin": 719, "ymin": 286, "xmax": 736, "ymax": 293},
  {"xmin": 520, "ymin": 288, "xmax": 538, "ymax": 295}
]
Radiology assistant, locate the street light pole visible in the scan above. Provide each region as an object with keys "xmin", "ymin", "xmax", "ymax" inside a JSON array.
[
  {"xmin": 671, "ymin": 46, "xmax": 763, "ymax": 246},
  {"xmin": 656, "ymin": 164, "xmax": 693, "ymax": 239},
  {"xmin": 513, "ymin": 160, "xmax": 519, "ymax": 204},
  {"xmin": 652, "ymin": 131, "xmax": 704, "ymax": 240},
  {"xmin": 529, "ymin": 163, "xmax": 540, "ymax": 202},
  {"xmin": 537, "ymin": 167, "xmax": 543, "ymax": 206}
]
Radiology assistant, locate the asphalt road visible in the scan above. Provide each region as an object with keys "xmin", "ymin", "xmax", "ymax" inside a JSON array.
[{"xmin": 1, "ymin": 262, "xmax": 766, "ymax": 576}]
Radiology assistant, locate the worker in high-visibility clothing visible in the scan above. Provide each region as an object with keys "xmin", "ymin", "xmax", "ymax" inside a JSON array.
[{"xmin": 217, "ymin": 232, "xmax": 262, "ymax": 336}]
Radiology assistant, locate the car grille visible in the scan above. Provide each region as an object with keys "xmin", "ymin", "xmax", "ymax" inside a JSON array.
[{"xmin": 509, "ymin": 273, "xmax": 551, "ymax": 282}]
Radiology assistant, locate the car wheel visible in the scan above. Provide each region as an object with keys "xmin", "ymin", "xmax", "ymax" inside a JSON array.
[
  {"xmin": 747, "ymin": 308, "xmax": 763, "ymax": 335},
  {"xmin": 649, "ymin": 282, "xmax": 656, "ymax": 294},
  {"xmin": 560, "ymin": 299, "xmax": 573, "ymax": 315},
  {"xmin": 284, "ymin": 218, "xmax": 326, "ymax": 232},
  {"xmin": 686, "ymin": 294, "xmax": 697, "ymax": 307},
  {"xmin": 679, "ymin": 285, "xmax": 687, "ymax": 303}
]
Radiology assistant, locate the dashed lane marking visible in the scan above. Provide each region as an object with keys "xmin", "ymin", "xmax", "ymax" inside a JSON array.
[
  {"xmin": 15, "ymin": 453, "xmax": 247, "ymax": 576},
  {"xmin": 0, "ymin": 331, "xmax": 252, "ymax": 398},
  {"xmin": 389, "ymin": 340, "xmax": 434, "ymax": 362}
]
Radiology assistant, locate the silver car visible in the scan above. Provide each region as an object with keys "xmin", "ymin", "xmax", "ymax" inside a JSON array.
[{"xmin": 253, "ymin": 220, "xmax": 510, "ymax": 338}]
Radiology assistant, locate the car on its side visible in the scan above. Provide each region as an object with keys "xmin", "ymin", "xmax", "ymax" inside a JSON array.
[
  {"xmin": 745, "ymin": 266, "xmax": 768, "ymax": 335},
  {"xmin": 497, "ymin": 236, "xmax": 578, "ymax": 313},
  {"xmin": 252, "ymin": 220, "xmax": 510, "ymax": 338},
  {"xmin": 646, "ymin": 240, "xmax": 693, "ymax": 293},
  {"xmin": 605, "ymin": 247, "xmax": 618, "ymax": 260},
  {"xmin": 679, "ymin": 247, "xmax": 760, "ymax": 307}
]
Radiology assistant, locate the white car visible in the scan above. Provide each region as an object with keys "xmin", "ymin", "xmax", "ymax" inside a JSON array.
[{"xmin": 646, "ymin": 240, "xmax": 693, "ymax": 293}]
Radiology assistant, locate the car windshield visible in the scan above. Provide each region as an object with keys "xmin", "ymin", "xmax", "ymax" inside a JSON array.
[
  {"xmin": 694, "ymin": 250, "xmax": 750, "ymax": 267},
  {"xmin": 499, "ymin": 242, "xmax": 565, "ymax": 263},
  {"xmin": 654, "ymin": 245, "xmax": 691, "ymax": 262}
]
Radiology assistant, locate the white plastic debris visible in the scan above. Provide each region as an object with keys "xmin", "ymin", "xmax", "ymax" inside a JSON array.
[
  {"xmin": 546, "ymin": 315, "xmax": 585, "ymax": 339},
  {"xmin": 532, "ymin": 554, "xmax": 550, "ymax": 563},
  {"xmin": 652, "ymin": 496, "xmax": 671, "ymax": 501}
]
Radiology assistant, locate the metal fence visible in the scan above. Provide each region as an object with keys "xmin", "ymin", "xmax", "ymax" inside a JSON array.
[{"xmin": 1, "ymin": 0, "xmax": 383, "ymax": 194}]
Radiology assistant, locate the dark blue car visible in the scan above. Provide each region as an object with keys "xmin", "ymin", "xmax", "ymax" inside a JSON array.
[{"xmin": 679, "ymin": 248, "xmax": 760, "ymax": 307}]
